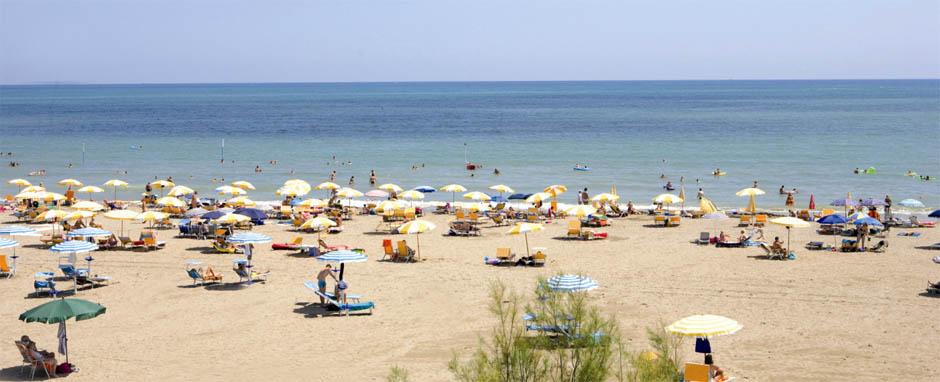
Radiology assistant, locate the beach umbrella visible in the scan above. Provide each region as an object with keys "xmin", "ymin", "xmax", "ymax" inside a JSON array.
[
  {"xmin": 591, "ymin": 193, "xmax": 620, "ymax": 203},
  {"xmin": 104, "ymin": 209, "xmax": 140, "ymax": 236},
  {"xmin": 58, "ymin": 179, "xmax": 83, "ymax": 187},
  {"xmin": 699, "ymin": 197, "xmax": 718, "ymax": 214},
  {"xmin": 860, "ymin": 198, "xmax": 885, "ymax": 207},
  {"xmin": 413, "ymin": 186, "xmax": 436, "ymax": 193},
  {"xmin": 376, "ymin": 200, "xmax": 405, "ymax": 215},
  {"xmin": 463, "ymin": 191, "xmax": 491, "ymax": 202},
  {"xmin": 543, "ymin": 185, "xmax": 567, "ymax": 197},
  {"xmin": 19, "ymin": 191, "xmax": 66, "ymax": 202},
  {"xmin": 853, "ymin": 216, "xmax": 884, "ymax": 228},
  {"xmin": 398, "ymin": 220, "xmax": 436, "ymax": 260},
  {"xmin": 215, "ymin": 185, "xmax": 246, "ymax": 196},
  {"xmin": 226, "ymin": 232, "xmax": 272, "ymax": 245},
  {"xmin": 399, "ymin": 190, "xmax": 425, "ymax": 201},
  {"xmin": 231, "ymin": 181, "xmax": 256, "ymax": 190},
  {"xmin": 847, "ymin": 211, "xmax": 868, "ymax": 221},
  {"xmin": 0, "ymin": 237, "xmax": 20, "ymax": 270},
  {"xmin": 8, "ymin": 178, "xmax": 31, "ymax": 189},
  {"xmin": 489, "ymin": 195, "xmax": 508, "ymax": 204},
  {"xmin": 459, "ymin": 202, "xmax": 490, "ymax": 212},
  {"xmin": 22, "ymin": 185, "xmax": 46, "ymax": 193},
  {"xmin": 736, "ymin": 188, "xmax": 764, "ymax": 214},
  {"xmin": 546, "ymin": 274, "xmax": 598, "ymax": 292},
  {"xmin": 678, "ymin": 185, "xmax": 686, "ymax": 211},
  {"xmin": 0, "ymin": 226, "xmax": 38, "ymax": 236},
  {"xmin": 808, "ymin": 194, "xmax": 816, "ymax": 210},
  {"xmin": 233, "ymin": 208, "xmax": 266, "ymax": 222},
  {"xmin": 76, "ymin": 186, "xmax": 104, "ymax": 200},
  {"xmin": 316, "ymin": 249, "xmax": 367, "ymax": 280},
  {"xmin": 66, "ymin": 227, "xmax": 111, "ymax": 239},
  {"xmin": 19, "ymin": 298, "xmax": 107, "ymax": 364},
  {"xmin": 297, "ymin": 198, "xmax": 327, "ymax": 208},
  {"xmin": 831, "ymin": 194, "xmax": 858, "ymax": 216},
  {"xmin": 137, "ymin": 211, "xmax": 168, "ymax": 229},
  {"xmin": 155, "ymin": 196, "xmax": 186, "ymax": 208},
  {"xmin": 526, "ymin": 192, "xmax": 553, "ymax": 204},
  {"xmin": 817, "ymin": 214, "xmax": 849, "ymax": 248},
  {"xmin": 276, "ymin": 185, "xmax": 309, "ymax": 197},
  {"xmin": 103, "ymin": 179, "xmax": 128, "ymax": 200},
  {"xmin": 72, "ymin": 201, "xmax": 104, "ymax": 211},
  {"xmin": 653, "ymin": 193, "xmax": 683, "ymax": 205},
  {"xmin": 378, "ymin": 183, "xmax": 404, "ymax": 193},
  {"xmin": 702, "ymin": 212, "xmax": 728, "ymax": 219},
  {"xmin": 666, "ymin": 314, "xmax": 742, "ymax": 337},
  {"xmin": 898, "ymin": 199, "xmax": 924, "ymax": 208},
  {"xmin": 565, "ymin": 205, "xmax": 597, "ymax": 218},
  {"xmin": 335, "ymin": 187, "xmax": 363, "ymax": 198},
  {"xmin": 489, "ymin": 184, "xmax": 514, "ymax": 196},
  {"xmin": 36, "ymin": 210, "xmax": 70, "ymax": 225},
  {"xmin": 64, "ymin": 211, "xmax": 96, "ymax": 221},
  {"xmin": 149, "ymin": 180, "xmax": 174, "ymax": 196},
  {"xmin": 929, "ymin": 210, "xmax": 940, "ymax": 218},
  {"xmin": 300, "ymin": 217, "xmax": 336, "ymax": 241},
  {"xmin": 440, "ymin": 184, "xmax": 467, "ymax": 204},
  {"xmin": 213, "ymin": 213, "xmax": 250, "ymax": 225},
  {"xmin": 364, "ymin": 190, "xmax": 389, "ymax": 198},
  {"xmin": 507, "ymin": 222, "xmax": 543, "ymax": 257},
  {"xmin": 508, "ymin": 193, "xmax": 533, "ymax": 200},
  {"xmin": 50, "ymin": 240, "xmax": 98, "ymax": 254},
  {"xmin": 315, "ymin": 181, "xmax": 340, "ymax": 191},
  {"xmin": 226, "ymin": 196, "xmax": 256, "ymax": 207},
  {"xmin": 167, "ymin": 185, "xmax": 195, "ymax": 197},
  {"xmin": 184, "ymin": 208, "xmax": 208, "ymax": 218},
  {"xmin": 771, "ymin": 217, "xmax": 810, "ymax": 255}
]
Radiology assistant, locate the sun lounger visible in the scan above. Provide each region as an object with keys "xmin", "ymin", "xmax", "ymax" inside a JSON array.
[
  {"xmin": 738, "ymin": 215, "xmax": 752, "ymax": 226},
  {"xmin": 683, "ymin": 362, "xmax": 710, "ymax": 382},
  {"xmin": 381, "ymin": 239, "xmax": 398, "ymax": 261},
  {"xmin": 667, "ymin": 216, "xmax": 681, "ymax": 227},
  {"xmin": 755, "ymin": 214, "xmax": 768, "ymax": 226},
  {"xmin": 927, "ymin": 280, "xmax": 940, "ymax": 295},
  {"xmin": 59, "ymin": 264, "xmax": 111, "ymax": 287},
  {"xmin": 313, "ymin": 289, "xmax": 374, "ymax": 316},
  {"xmin": 0, "ymin": 255, "xmax": 14, "ymax": 278},
  {"xmin": 532, "ymin": 249, "xmax": 546, "ymax": 266},
  {"xmin": 805, "ymin": 241, "xmax": 825, "ymax": 250},
  {"xmin": 396, "ymin": 240, "xmax": 415, "ymax": 262},
  {"xmin": 303, "ymin": 280, "xmax": 362, "ymax": 302},
  {"xmin": 447, "ymin": 220, "xmax": 481, "ymax": 236},
  {"xmin": 233, "ymin": 267, "xmax": 268, "ymax": 283},
  {"xmin": 212, "ymin": 241, "xmax": 238, "ymax": 253},
  {"xmin": 695, "ymin": 232, "xmax": 711, "ymax": 245},
  {"xmin": 39, "ymin": 234, "xmax": 64, "ymax": 246},
  {"xmin": 760, "ymin": 243, "xmax": 788, "ymax": 260},
  {"xmin": 272, "ymin": 236, "xmax": 303, "ymax": 250}
]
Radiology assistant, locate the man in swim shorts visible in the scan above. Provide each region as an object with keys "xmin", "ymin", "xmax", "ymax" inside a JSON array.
[{"xmin": 316, "ymin": 264, "xmax": 337, "ymax": 304}]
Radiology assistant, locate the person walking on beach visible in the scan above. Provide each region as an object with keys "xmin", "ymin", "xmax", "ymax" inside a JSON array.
[{"xmin": 316, "ymin": 264, "xmax": 337, "ymax": 304}]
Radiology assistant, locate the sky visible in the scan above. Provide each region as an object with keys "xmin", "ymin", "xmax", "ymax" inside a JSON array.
[{"xmin": 0, "ymin": 0, "xmax": 938, "ymax": 84}]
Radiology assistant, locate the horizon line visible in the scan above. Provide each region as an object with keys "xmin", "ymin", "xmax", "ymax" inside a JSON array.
[{"xmin": 2, "ymin": 77, "xmax": 939, "ymax": 87}]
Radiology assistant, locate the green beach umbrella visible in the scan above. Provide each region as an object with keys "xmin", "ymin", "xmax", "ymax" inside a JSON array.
[{"xmin": 19, "ymin": 298, "xmax": 107, "ymax": 364}]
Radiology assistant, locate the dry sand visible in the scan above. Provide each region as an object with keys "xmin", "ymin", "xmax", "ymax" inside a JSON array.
[{"xmin": 1, "ymin": 211, "xmax": 938, "ymax": 381}]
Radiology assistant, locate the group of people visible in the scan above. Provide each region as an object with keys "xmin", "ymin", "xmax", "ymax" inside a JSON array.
[{"xmin": 316, "ymin": 264, "xmax": 348, "ymax": 305}]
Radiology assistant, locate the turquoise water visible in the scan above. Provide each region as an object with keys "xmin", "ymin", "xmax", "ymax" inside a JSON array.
[{"xmin": 0, "ymin": 80, "xmax": 937, "ymax": 208}]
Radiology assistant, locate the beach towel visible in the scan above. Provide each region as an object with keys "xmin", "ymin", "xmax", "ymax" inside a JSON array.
[{"xmin": 58, "ymin": 322, "xmax": 67, "ymax": 356}]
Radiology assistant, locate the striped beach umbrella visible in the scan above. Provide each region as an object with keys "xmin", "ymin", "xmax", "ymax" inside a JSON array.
[
  {"xmin": 0, "ymin": 226, "xmax": 37, "ymax": 236},
  {"xmin": 231, "ymin": 181, "xmax": 256, "ymax": 190},
  {"xmin": 507, "ymin": 222, "xmax": 544, "ymax": 257},
  {"xmin": 103, "ymin": 179, "xmax": 128, "ymax": 199},
  {"xmin": 463, "ymin": 191, "xmax": 491, "ymax": 202},
  {"xmin": 315, "ymin": 181, "xmax": 340, "ymax": 191},
  {"xmin": 63, "ymin": 211, "xmax": 96, "ymax": 221},
  {"xmin": 50, "ymin": 240, "xmax": 98, "ymax": 253},
  {"xmin": 297, "ymin": 198, "xmax": 327, "ymax": 208},
  {"xmin": 77, "ymin": 186, "xmax": 104, "ymax": 200},
  {"xmin": 440, "ymin": 184, "xmax": 467, "ymax": 204},
  {"xmin": 156, "ymin": 197, "xmax": 186, "ymax": 208},
  {"xmin": 544, "ymin": 184, "xmax": 567, "ymax": 197},
  {"xmin": 215, "ymin": 185, "xmax": 246, "ymax": 196},
  {"xmin": 398, "ymin": 219, "xmax": 436, "ymax": 259},
  {"xmin": 736, "ymin": 187, "xmax": 765, "ymax": 214},
  {"xmin": 317, "ymin": 249, "xmax": 367, "ymax": 280},
  {"xmin": 104, "ymin": 209, "xmax": 139, "ymax": 236},
  {"xmin": 213, "ymin": 213, "xmax": 251, "ymax": 225},
  {"xmin": 666, "ymin": 315, "xmax": 742, "ymax": 337},
  {"xmin": 167, "ymin": 185, "xmax": 195, "ymax": 197},
  {"xmin": 0, "ymin": 238, "xmax": 19, "ymax": 249},
  {"xmin": 399, "ymin": 190, "xmax": 424, "ymax": 202},
  {"xmin": 378, "ymin": 183, "xmax": 404, "ymax": 193},
  {"xmin": 489, "ymin": 184, "xmax": 514, "ymax": 195},
  {"xmin": 8, "ymin": 179, "xmax": 31, "ymax": 188},
  {"xmin": 226, "ymin": 196, "xmax": 256, "ymax": 207},
  {"xmin": 22, "ymin": 185, "xmax": 45, "ymax": 193},
  {"xmin": 226, "ymin": 232, "xmax": 272, "ymax": 245},
  {"xmin": 276, "ymin": 185, "xmax": 309, "ymax": 197},
  {"xmin": 300, "ymin": 217, "xmax": 336, "ymax": 239},
  {"xmin": 58, "ymin": 179, "xmax": 83, "ymax": 187},
  {"xmin": 565, "ymin": 205, "xmax": 596, "ymax": 218},
  {"xmin": 653, "ymin": 193, "xmax": 683, "ymax": 205},
  {"xmin": 364, "ymin": 190, "xmax": 389, "ymax": 199},
  {"xmin": 898, "ymin": 199, "xmax": 924, "ymax": 208},
  {"xmin": 66, "ymin": 228, "xmax": 112, "ymax": 238},
  {"xmin": 526, "ymin": 192, "xmax": 553, "ymax": 204},
  {"xmin": 546, "ymin": 274, "xmax": 598, "ymax": 292},
  {"xmin": 36, "ymin": 210, "xmax": 70, "ymax": 222},
  {"xmin": 72, "ymin": 201, "xmax": 105, "ymax": 211},
  {"xmin": 591, "ymin": 193, "xmax": 620, "ymax": 203}
]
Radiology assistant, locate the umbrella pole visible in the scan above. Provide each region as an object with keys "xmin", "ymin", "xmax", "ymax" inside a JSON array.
[
  {"xmin": 786, "ymin": 227, "xmax": 791, "ymax": 255},
  {"xmin": 63, "ymin": 320, "xmax": 69, "ymax": 364},
  {"xmin": 416, "ymin": 234, "xmax": 421, "ymax": 260},
  {"xmin": 525, "ymin": 232, "xmax": 530, "ymax": 257},
  {"xmin": 339, "ymin": 263, "xmax": 345, "ymax": 281}
]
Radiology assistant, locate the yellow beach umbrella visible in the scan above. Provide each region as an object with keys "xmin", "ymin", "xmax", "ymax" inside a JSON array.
[
  {"xmin": 167, "ymin": 185, "xmax": 195, "ymax": 197},
  {"xmin": 231, "ymin": 181, "xmax": 256, "ymax": 190},
  {"xmin": 544, "ymin": 184, "xmax": 567, "ymax": 197},
  {"xmin": 336, "ymin": 187, "xmax": 363, "ymax": 198},
  {"xmin": 137, "ymin": 211, "xmax": 168, "ymax": 222},
  {"xmin": 22, "ymin": 185, "xmax": 45, "ymax": 193},
  {"xmin": 297, "ymin": 198, "xmax": 327, "ymax": 208},
  {"xmin": 770, "ymin": 217, "xmax": 811, "ymax": 255},
  {"xmin": 378, "ymin": 183, "xmax": 404, "ymax": 193},
  {"xmin": 526, "ymin": 192, "xmax": 553, "ymax": 204},
  {"xmin": 215, "ymin": 185, "xmax": 246, "ymax": 196},
  {"xmin": 315, "ymin": 181, "xmax": 340, "ymax": 191},
  {"xmin": 155, "ymin": 197, "xmax": 186, "ymax": 208},
  {"xmin": 284, "ymin": 179, "xmax": 309, "ymax": 186},
  {"xmin": 103, "ymin": 209, "xmax": 139, "ymax": 236},
  {"xmin": 226, "ymin": 196, "xmax": 256, "ymax": 207},
  {"xmin": 653, "ymin": 193, "xmax": 683, "ymax": 205},
  {"xmin": 507, "ymin": 222, "xmax": 544, "ymax": 257},
  {"xmin": 72, "ymin": 201, "xmax": 104, "ymax": 211},
  {"xmin": 666, "ymin": 315, "xmax": 743, "ymax": 337},
  {"xmin": 459, "ymin": 202, "xmax": 489, "ymax": 212},
  {"xmin": 64, "ymin": 210, "xmax": 96, "ymax": 221},
  {"xmin": 58, "ymin": 179, "xmax": 83, "ymax": 187},
  {"xmin": 36, "ymin": 210, "xmax": 70, "ymax": 222},
  {"xmin": 591, "ymin": 193, "xmax": 620, "ymax": 203},
  {"xmin": 398, "ymin": 219, "xmax": 436, "ymax": 259},
  {"xmin": 149, "ymin": 180, "xmax": 174, "ymax": 189},
  {"xmin": 399, "ymin": 190, "xmax": 425, "ymax": 200},
  {"xmin": 440, "ymin": 184, "xmax": 467, "ymax": 204},
  {"xmin": 300, "ymin": 216, "xmax": 336, "ymax": 240},
  {"xmin": 565, "ymin": 204, "xmax": 597, "ymax": 218},
  {"xmin": 213, "ymin": 213, "xmax": 250, "ymax": 225},
  {"xmin": 375, "ymin": 200, "xmax": 405, "ymax": 215},
  {"xmin": 32, "ymin": 192, "xmax": 66, "ymax": 202},
  {"xmin": 8, "ymin": 179, "xmax": 31, "ymax": 188},
  {"xmin": 77, "ymin": 186, "xmax": 104, "ymax": 199},
  {"xmin": 699, "ymin": 197, "xmax": 718, "ymax": 214},
  {"xmin": 736, "ymin": 187, "xmax": 764, "ymax": 214},
  {"xmin": 103, "ymin": 179, "xmax": 129, "ymax": 200},
  {"xmin": 489, "ymin": 184, "xmax": 514, "ymax": 194},
  {"xmin": 463, "ymin": 191, "xmax": 491, "ymax": 202},
  {"xmin": 276, "ymin": 185, "xmax": 309, "ymax": 197}
]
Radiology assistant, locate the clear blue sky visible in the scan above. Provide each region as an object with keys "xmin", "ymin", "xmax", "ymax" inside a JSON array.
[{"xmin": 1, "ymin": 0, "xmax": 937, "ymax": 84}]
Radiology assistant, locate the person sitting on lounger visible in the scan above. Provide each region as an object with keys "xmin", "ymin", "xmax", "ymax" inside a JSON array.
[
  {"xmin": 316, "ymin": 264, "xmax": 337, "ymax": 304},
  {"xmin": 717, "ymin": 231, "xmax": 729, "ymax": 243},
  {"xmin": 737, "ymin": 230, "xmax": 749, "ymax": 243},
  {"xmin": 335, "ymin": 280, "xmax": 348, "ymax": 305},
  {"xmin": 20, "ymin": 335, "xmax": 57, "ymax": 371},
  {"xmin": 771, "ymin": 237, "xmax": 784, "ymax": 253}
]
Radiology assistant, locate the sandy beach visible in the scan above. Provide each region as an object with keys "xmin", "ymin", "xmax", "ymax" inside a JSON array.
[{"xmin": 1, "ymin": 207, "xmax": 937, "ymax": 381}]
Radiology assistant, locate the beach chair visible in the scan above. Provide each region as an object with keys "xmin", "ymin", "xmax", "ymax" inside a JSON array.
[
  {"xmin": 567, "ymin": 220, "xmax": 583, "ymax": 238},
  {"xmin": 667, "ymin": 216, "xmax": 681, "ymax": 227},
  {"xmin": 755, "ymin": 214, "xmax": 768, "ymax": 226},
  {"xmin": 840, "ymin": 239, "xmax": 859, "ymax": 252},
  {"xmin": 59, "ymin": 263, "xmax": 111, "ymax": 287},
  {"xmin": 526, "ymin": 213, "xmax": 539, "ymax": 223},
  {"xmin": 0, "ymin": 255, "xmax": 13, "ymax": 278},
  {"xmin": 695, "ymin": 232, "xmax": 711, "ymax": 245},
  {"xmin": 39, "ymin": 234, "xmax": 64, "ymax": 246},
  {"xmin": 319, "ymin": 239, "xmax": 350, "ymax": 252},
  {"xmin": 233, "ymin": 267, "xmax": 268, "ymax": 283},
  {"xmin": 381, "ymin": 239, "xmax": 398, "ymax": 261},
  {"xmin": 532, "ymin": 249, "xmax": 546, "ymax": 266},
  {"xmin": 187, "ymin": 268, "xmax": 210, "ymax": 285},
  {"xmin": 653, "ymin": 215, "xmax": 666, "ymax": 226},
  {"xmin": 15, "ymin": 341, "xmax": 55, "ymax": 380},
  {"xmin": 455, "ymin": 210, "xmax": 466, "ymax": 220},
  {"xmin": 496, "ymin": 247, "xmax": 514, "ymax": 261},
  {"xmin": 738, "ymin": 215, "xmax": 752, "ymax": 226},
  {"xmin": 760, "ymin": 243, "xmax": 788, "ymax": 260},
  {"xmin": 212, "ymin": 240, "xmax": 238, "ymax": 253},
  {"xmin": 141, "ymin": 235, "xmax": 165, "ymax": 251},
  {"xmin": 396, "ymin": 240, "xmax": 415, "ymax": 262},
  {"xmin": 303, "ymin": 280, "xmax": 362, "ymax": 303},
  {"xmin": 313, "ymin": 289, "xmax": 374, "ymax": 316},
  {"xmin": 927, "ymin": 280, "xmax": 940, "ymax": 295},
  {"xmin": 683, "ymin": 362, "xmax": 710, "ymax": 382},
  {"xmin": 272, "ymin": 236, "xmax": 303, "ymax": 250}
]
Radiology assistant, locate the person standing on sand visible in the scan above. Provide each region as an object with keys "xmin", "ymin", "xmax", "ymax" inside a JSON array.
[
  {"xmin": 884, "ymin": 195, "xmax": 892, "ymax": 221},
  {"xmin": 316, "ymin": 264, "xmax": 337, "ymax": 304}
]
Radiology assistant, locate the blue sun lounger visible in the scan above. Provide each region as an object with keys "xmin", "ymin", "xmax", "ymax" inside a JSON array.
[
  {"xmin": 304, "ymin": 282, "xmax": 374, "ymax": 316},
  {"xmin": 303, "ymin": 280, "xmax": 362, "ymax": 302}
]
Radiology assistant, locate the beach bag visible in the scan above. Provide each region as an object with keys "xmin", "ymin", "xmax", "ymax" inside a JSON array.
[{"xmin": 56, "ymin": 362, "xmax": 74, "ymax": 375}]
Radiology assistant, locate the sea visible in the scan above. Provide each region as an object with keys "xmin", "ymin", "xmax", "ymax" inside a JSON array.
[{"xmin": 0, "ymin": 80, "xmax": 937, "ymax": 210}]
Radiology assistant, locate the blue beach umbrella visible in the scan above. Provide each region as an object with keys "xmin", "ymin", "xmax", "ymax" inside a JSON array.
[
  {"xmin": 930, "ymin": 210, "xmax": 940, "ymax": 218},
  {"xmin": 546, "ymin": 274, "xmax": 598, "ymax": 292},
  {"xmin": 852, "ymin": 217, "xmax": 883, "ymax": 228},
  {"xmin": 0, "ymin": 238, "xmax": 18, "ymax": 249},
  {"xmin": 898, "ymin": 199, "xmax": 924, "ymax": 208},
  {"xmin": 414, "ymin": 186, "xmax": 436, "ymax": 193},
  {"xmin": 0, "ymin": 226, "xmax": 38, "ymax": 236},
  {"xmin": 830, "ymin": 198, "xmax": 858, "ymax": 207},
  {"xmin": 50, "ymin": 240, "xmax": 98, "ymax": 254},
  {"xmin": 489, "ymin": 195, "xmax": 508, "ymax": 203},
  {"xmin": 817, "ymin": 214, "xmax": 848, "ymax": 225},
  {"xmin": 508, "ymin": 193, "xmax": 532, "ymax": 200},
  {"xmin": 317, "ymin": 249, "xmax": 367, "ymax": 280},
  {"xmin": 66, "ymin": 228, "xmax": 112, "ymax": 238},
  {"xmin": 233, "ymin": 208, "xmax": 267, "ymax": 224},
  {"xmin": 200, "ymin": 210, "xmax": 227, "ymax": 220}
]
